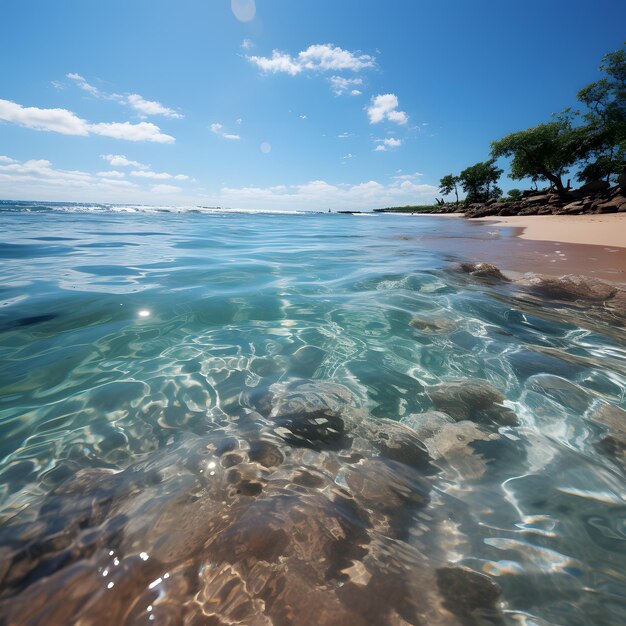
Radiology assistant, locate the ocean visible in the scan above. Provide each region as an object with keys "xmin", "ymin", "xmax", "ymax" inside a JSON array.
[{"xmin": 1, "ymin": 201, "xmax": 625, "ymax": 625}]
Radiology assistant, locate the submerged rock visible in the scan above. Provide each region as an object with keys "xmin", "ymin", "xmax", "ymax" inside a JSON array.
[
  {"xmin": 401, "ymin": 412, "xmax": 499, "ymax": 480},
  {"xmin": 410, "ymin": 314, "xmax": 458, "ymax": 333},
  {"xmin": 436, "ymin": 565, "xmax": 503, "ymax": 624},
  {"xmin": 352, "ymin": 416, "xmax": 433, "ymax": 473},
  {"xmin": 588, "ymin": 402, "xmax": 626, "ymax": 468},
  {"xmin": 428, "ymin": 379, "xmax": 518, "ymax": 427},
  {"xmin": 0, "ymin": 379, "xmax": 473, "ymax": 626},
  {"xmin": 458, "ymin": 262, "xmax": 510, "ymax": 282},
  {"xmin": 522, "ymin": 274, "xmax": 617, "ymax": 303}
]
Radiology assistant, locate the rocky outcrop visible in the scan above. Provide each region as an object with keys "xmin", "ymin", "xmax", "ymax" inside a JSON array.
[
  {"xmin": 460, "ymin": 183, "xmax": 626, "ymax": 219},
  {"xmin": 458, "ymin": 262, "xmax": 511, "ymax": 282}
]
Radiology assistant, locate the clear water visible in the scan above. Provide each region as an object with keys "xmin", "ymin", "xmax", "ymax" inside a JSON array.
[{"xmin": 0, "ymin": 202, "xmax": 625, "ymax": 625}]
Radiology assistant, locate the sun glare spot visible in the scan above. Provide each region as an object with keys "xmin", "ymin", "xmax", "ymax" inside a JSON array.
[{"xmin": 138, "ymin": 309, "xmax": 151, "ymax": 318}]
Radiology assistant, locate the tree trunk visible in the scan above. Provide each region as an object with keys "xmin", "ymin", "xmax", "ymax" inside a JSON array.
[
  {"xmin": 454, "ymin": 187, "xmax": 459, "ymax": 205},
  {"xmin": 543, "ymin": 171, "xmax": 565, "ymax": 194}
]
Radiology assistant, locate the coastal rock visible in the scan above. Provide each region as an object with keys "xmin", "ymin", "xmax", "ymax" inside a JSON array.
[
  {"xmin": 459, "ymin": 262, "xmax": 510, "ymax": 282},
  {"xmin": 523, "ymin": 274, "xmax": 617, "ymax": 302},
  {"xmin": 594, "ymin": 196, "xmax": 626, "ymax": 213},
  {"xmin": 428, "ymin": 378, "xmax": 518, "ymax": 427},
  {"xmin": 524, "ymin": 194, "xmax": 551, "ymax": 204},
  {"xmin": 518, "ymin": 206, "xmax": 540, "ymax": 216}
]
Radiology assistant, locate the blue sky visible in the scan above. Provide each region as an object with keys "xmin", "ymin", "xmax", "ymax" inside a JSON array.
[{"xmin": 1, "ymin": 0, "xmax": 624, "ymax": 210}]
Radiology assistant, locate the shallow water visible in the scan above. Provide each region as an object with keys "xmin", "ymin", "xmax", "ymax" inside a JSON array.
[{"xmin": 0, "ymin": 202, "xmax": 625, "ymax": 625}]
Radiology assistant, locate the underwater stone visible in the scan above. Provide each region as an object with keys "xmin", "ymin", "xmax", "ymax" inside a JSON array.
[
  {"xmin": 352, "ymin": 417, "xmax": 433, "ymax": 472},
  {"xmin": 526, "ymin": 374, "xmax": 592, "ymax": 413},
  {"xmin": 402, "ymin": 412, "xmax": 498, "ymax": 480},
  {"xmin": 428, "ymin": 379, "xmax": 518, "ymax": 427},
  {"xmin": 436, "ymin": 565, "xmax": 503, "ymax": 623},
  {"xmin": 410, "ymin": 315, "xmax": 457, "ymax": 333},
  {"xmin": 589, "ymin": 402, "xmax": 626, "ymax": 468}
]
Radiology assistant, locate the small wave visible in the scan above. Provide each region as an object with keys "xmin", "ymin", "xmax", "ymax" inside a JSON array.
[{"xmin": 0, "ymin": 200, "xmax": 311, "ymax": 215}]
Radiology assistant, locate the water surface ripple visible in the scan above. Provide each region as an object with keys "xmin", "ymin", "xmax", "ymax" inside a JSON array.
[{"xmin": 0, "ymin": 205, "xmax": 625, "ymax": 625}]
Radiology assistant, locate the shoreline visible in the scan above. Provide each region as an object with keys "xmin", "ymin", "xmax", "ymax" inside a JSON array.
[{"xmin": 409, "ymin": 213, "xmax": 626, "ymax": 284}]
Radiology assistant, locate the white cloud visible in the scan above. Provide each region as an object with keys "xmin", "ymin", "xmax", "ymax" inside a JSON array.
[
  {"xmin": 90, "ymin": 121, "xmax": 175, "ymax": 143},
  {"xmin": 247, "ymin": 50, "xmax": 302, "ymax": 75},
  {"xmin": 210, "ymin": 122, "xmax": 241, "ymax": 140},
  {"xmin": 328, "ymin": 76, "xmax": 363, "ymax": 96},
  {"xmin": 299, "ymin": 114, "xmax": 307, "ymax": 120},
  {"xmin": 241, "ymin": 38, "xmax": 254, "ymax": 50},
  {"xmin": 367, "ymin": 94, "xmax": 408, "ymax": 125},
  {"xmin": 218, "ymin": 177, "xmax": 437, "ymax": 211},
  {"xmin": 0, "ymin": 157, "xmax": 137, "ymax": 191},
  {"xmin": 236, "ymin": 118, "xmax": 243, "ymax": 124},
  {"xmin": 338, "ymin": 132, "xmax": 351, "ymax": 139},
  {"xmin": 0, "ymin": 98, "xmax": 89, "ymax": 135},
  {"xmin": 66, "ymin": 72, "xmax": 182, "ymax": 119},
  {"xmin": 247, "ymin": 43, "xmax": 375, "ymax": 76},
  {"xmin": 0, "ymin": 156, "xmax": 197, "ymax": 203},
  {"xmin": 299, "ymin": 44, "xmax": 375, "ymax": 72},
  {"xmin": 0, "ymin": 98, "xmax": 175, "ymax": 142},
  {"xmin": 66, "ymin": 72, "xmax": 102, "ymax": 97},
  {"xmin": 101, "ymin": 154, "xmax": 148, "ymax": 168},
  {"xmin": 0, "ymin": 156, "xmax": 17, "ymax": 163},
  {"xmin": 130, "ymin": 170, "xmax": 189, "ymax": 180},
  {"xmin": 97, "ymin": 170, "xmax": 125, "ymax": 178},
  {"xmin": 152, "ymin": 184, "xmax": 181, "ymax": 193},
  {"xmin": 375, "ymin": 137, "xmax": 403, "ymax": 151},
  {"xmin": 126, "ymin": 94, "xmax": 183, "ymax": 119},
  {"xmin": 393, "ymin": 171, "xmax": 423, "ymax": 180}
]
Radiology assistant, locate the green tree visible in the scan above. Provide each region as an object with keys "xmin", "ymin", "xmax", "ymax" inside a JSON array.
[
  {"xmin": 491, "ymin": 117, "xmax": 581, "ymax": 194},
  {"xmin": 505, "ymin": 188, "xmax": 522, "ymax": 201},
  {"xmin": 439, "ymin": 174, "xmax": 460, "ymax": 204},
  {"xmin": 575, "ymin": 46, "xmax": 626, "ymax": 182},
  {"xmin": 458, "ymin": 160, "xmax": 503, "ymax": 204}
]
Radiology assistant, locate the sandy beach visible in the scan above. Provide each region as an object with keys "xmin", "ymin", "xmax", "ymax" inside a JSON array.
[{"xmin": 478, "ymin": 213, "xmax": 626, "ymax": 248}]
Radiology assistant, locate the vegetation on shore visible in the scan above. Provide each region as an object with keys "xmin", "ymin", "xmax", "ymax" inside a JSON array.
[
  {"xmin": 459, "ymin": 46, "xmax": 623, "ymax": 200},
  {"xmin": 382, "ymin": 46, "xmax": 624, "ymax": 214},
  {"xmin": 373, "ymin": 205, "xmax": 442, "ymax": 213}
]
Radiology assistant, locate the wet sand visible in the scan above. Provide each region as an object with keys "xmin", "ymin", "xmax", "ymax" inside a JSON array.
[{"xmin": 416, "ymin": 214, "xmax": 626, "ymax": 284}]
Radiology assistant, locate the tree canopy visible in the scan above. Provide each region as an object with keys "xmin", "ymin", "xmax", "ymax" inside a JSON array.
[
  {"xmin": 439, "ymin": 174, "xmax": 460, "ymax": 204},
  {"xmin": 490, "ymin": 117, "xmax": 581, "ymax": 193},
  {"xmin": 422, "ymin": 45, "xmax": 624, "ymax": 206}
]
